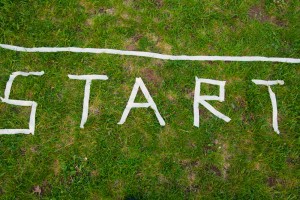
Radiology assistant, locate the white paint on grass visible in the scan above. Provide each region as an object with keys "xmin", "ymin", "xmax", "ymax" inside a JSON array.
[
  {"xmin": 0, "ymin": 44, "xmax": 294, "ymax": 135},
  {"xmin": 68, "ymin": 74, "xmax": 108, "ymax": 128},
  {"xmin": 1, "ymin": 44, "xmax": 300, "ymax": 63},
  {"xmin": 0, "ymin": 71, "xmax": 44, "ymax": 135},
  {"xmin": 118, "ymin": 78, "xmax": 165, "ymax": 126},
  {"xmin": 193, "ymin": 77, "xmax": 231, "ymax": 127},
  {"xmin": 252, "ymin": 79, "xmax": 284, "ymax": 134}
]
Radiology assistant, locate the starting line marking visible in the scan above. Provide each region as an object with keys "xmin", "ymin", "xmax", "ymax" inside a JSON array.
[{"xmin": 0, "ymin": 44, "xmax": 300, "ymax": 63}]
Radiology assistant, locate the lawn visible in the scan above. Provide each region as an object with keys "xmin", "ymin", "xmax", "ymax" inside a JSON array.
[{"xmin": 0, "ymin": 0, "xmax": 299, "ymax": 199}]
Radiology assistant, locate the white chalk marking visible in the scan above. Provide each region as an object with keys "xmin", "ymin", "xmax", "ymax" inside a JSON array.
[
  {"xmin": 118, "ymin": 78, "xmax": 165, "ymax": 126},
  {"xmin": 0, "ymin": 44, "xmax": 300, "ymax": 63},
  {"xmin": 252, "ymin": 79, "xmax": 284, "ymax": 134},
  {"xmin": 68, "ymin": 74, "xmax": 108, "ymax": 128},
  {"xmin": 193, "ymin": 77, "xmax": 231, "ymax": 127},
  {"xmin": 0, "ymin": 71, "xmax": 44, "ymax": 135}
]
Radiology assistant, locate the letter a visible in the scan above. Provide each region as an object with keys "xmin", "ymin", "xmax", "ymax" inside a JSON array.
[{"xmin": 118, "ymin": 78, "xmax": 165, "ymax": 126}]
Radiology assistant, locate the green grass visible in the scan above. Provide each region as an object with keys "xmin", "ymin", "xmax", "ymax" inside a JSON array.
[{"xmin": 0, "ymin": 0, "xmax": 299, "ymax": 199}]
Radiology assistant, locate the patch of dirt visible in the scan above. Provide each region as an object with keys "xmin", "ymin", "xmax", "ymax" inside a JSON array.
[
  {"xmin": 145, "ymin": 33, "xmax": 172, "ymax": 54},
  {"xmin": 63, "ymin": 136, "xmax": 75, "ymax": 147},
  {"xmin": 166, "ymin": 91, "xmax": 177, "ymax": 102},
  {"xmin": 199, "ymin": 108, "xmax": 210, "ymax": 119},
  {"xmin": 179, "ymin": 158, "xmax": 201, "ymax": 193},
  {"xmin": 53, "ymin": 159, "xmax": 60, "ymax": 176},
  {"xmin": 153, "ymin": 17, "xmax": 160, "ymax": 23},
  {"xmin": 27, "ymin": 91, "xmax": 33, "ymax": 99},
  {"xmin": 41, "ymin": 181, "xmax": 51, "ymax": 195},
  {"xmin": 141, "ymin": 68, "xmax": 162, "ymax": 86},
  {"xmin": 125, "ymin": 44, "xmax": 136, "ymax": 51},
  {"xmin": 135, "ymin": 170, "xmax": 143, "ymax": 179},
  {"xmin": 214, "ymin": 139, "xmax": 231, "ymax": 179},
  {"xmin": 235, "ymin": 96, "xmax": 247, "ymax": 110},
  {"xmin": 80, "ymin": 0, "xmax": 115, "ymax": 15},
  {"xmin": 79, "ymin": 0, "xmax": 95, "ymax": 14},
  {"xmin": 146, "ymin": 33, "xmax": 159, "ymax": 43},
  {"xmin": 63, "ymin": 116, "xmax": 77, "ymax": 130},
  {"xmin": 89, "ymin": 106, "xmax": 100, "ymax": 115},
  {"xmin": 188, "ymin": 140, "xmax": 197, "ymax": 149},
  {"xmin": 103, "ymin": 8, "xmax": 115, "ymax": 15},
  {"xmin": 30, "ymin": 146, "xmax": 38, "ymax": 153},
  {"xmin": 185, "ymin": 173, "xmax": 200, "ymax": 195},
  {"xmin": 125, "ymin": 34, "xmax": 143, "ymax": 51},
  {"xmin": 158, "ymin": 174, "xmax": 168, "ymax": 184},
  {"xmin": 132, "ymin": 34, "xmax": 143, "ymax": 43},
  {"xmin": 89, "ymin": 98, "xmax": 101, "ymax": 116},
  {"xmin": 56, "ymin": 132, "xmax": 75, "ymax": 151},
  {"xmin": 286, "ymin": 157, "xmax": 298, "ymax": 166},
  {"xmin": 184, "ymin": 184, "xmax": 200, "ymax": 194},
  {"xmin": 188, "ymin": 172, "xmax": 196, "ymax": 184},
  {"xmin": 152, "ymin": 0, "xmax": 164, "ymax": 8},
  {"xmin": 167, "ymin": 94, "xmax": 175, "ymax": 101},
  {"xmin": 85, "ymin": 18, "xmax": 94, "ymax": 26},
  {"xmin": 207, "ymin": 165, "xmax": 222, "ymax": 177},
  {"xmin": 242, "ymin": 112, "xmax": 255, "ymax": 125},
  {"xmin": 184, "ymin": 88, "xmax": 194, "ymax": 100},
  {"xmin": 80, "ymin": 0, "xmax": 116, "ymax": 26},
  {"xmin": 122, "ymin": 59, "xmax": 138, "ymax": 74},
  {"xmin": 125, "ymin": 32, "xmax": 172, "ymax": 54},
  {"xmin": 20, "ymin": 148, "xmax": 26, "ymax": 156},
  {"xmin": 267, "ymin": 176, "xmax": 277, "ymax": 187},
  {"xmin": 151, "ymin": 59, "xmax": 164, "ymax": 67},
  {"xmin": 248, "ymin": 5, "xmax": 286, "ymax": 26},
  {"xmin": 121, "ymin": 12, "xmax": 129, "ymax": 20},
  {"xmin": 179, "ymin": 159, "xmax": 200, "ymax": 169},
  {"xmin": 156, "ymin": 40, "xmax": 172, "ymax": 54},
  {"xmin": 32, "ymin": 185, "xmax": 41, "ymax": 196},
  {"xmin": 203, "ymin": 144, "xmax": 216, "ymax": 155},
  {"xmin": 32, "ymin": 181, "xmax": 51, "ymax": 197},
  {"xmin": 120, "ymin": 84, "xmax": 131, "ymax": 94},
  {"xmin": 110, "ymin": 179, "xmax": 125, "ymax": 199},
  {"xmin": 254, "ymin": 162, "xmax": 261, "ymax": 170}
]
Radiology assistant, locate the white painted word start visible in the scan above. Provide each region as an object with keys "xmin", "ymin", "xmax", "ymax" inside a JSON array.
[{"xmin": 0, "ymin": 71, "xmax": 284, "ymax": 135}]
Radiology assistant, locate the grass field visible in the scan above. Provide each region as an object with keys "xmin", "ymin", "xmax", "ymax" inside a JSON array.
[{"xmin": 0, "ymin": 0, "xmax": 299, "ymax": 199}]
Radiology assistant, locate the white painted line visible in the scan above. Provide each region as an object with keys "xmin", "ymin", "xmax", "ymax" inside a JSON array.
[
  {"xmin": 0, "ymin": 44, "xmax": 300, "ymax": 63},
  {"xmin": 252, "ymin": 80, "xmax": 284, "ymax": 134},
  {"xmin": 68, "ymin": 74, "xmax": 108, "ymax": 128},
  {"xmin": 118, "ymin": 78, "xmax": 165, "ymax": 126},
  {"xmin": 193, "ymin": 77, "xmax": 231, "ymax": 127},
  {"xmin": 0, "ymin": 71, "xmax": 44, "ymax": 135}
]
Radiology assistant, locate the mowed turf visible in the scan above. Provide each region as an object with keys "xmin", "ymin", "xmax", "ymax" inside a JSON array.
[{"xmin": 0, "ymin": 0, "xmax": 299, "ymax": 199}]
